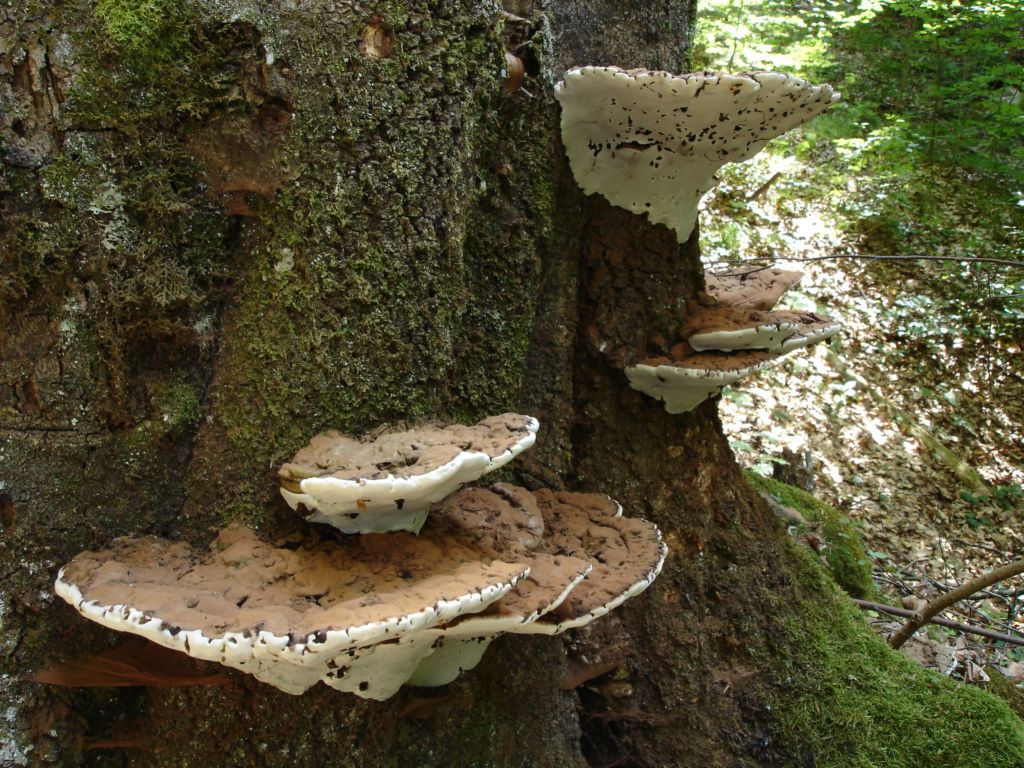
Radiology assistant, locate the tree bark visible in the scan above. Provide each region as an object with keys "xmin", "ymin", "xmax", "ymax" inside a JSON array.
[{"xmin": 3, "ymin": 2, "xmax": 1020, "ymax": 768}]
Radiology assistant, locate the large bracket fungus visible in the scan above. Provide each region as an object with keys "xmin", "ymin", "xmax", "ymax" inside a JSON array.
[
  {"xmin": 55, "ymin": 526, "xmax": 530, "ymax": 696},
  {"xmin": 278, "ymin": 414, "xmax": 539, "ymax": 533},
  {"xmin": 55, "ymin": 484, "xmax": 665, "ymax": 700},
  {"xmin": 555, "ymin": 67, "xmax": 839, "ymax": 242},
  {"xmin": 321, "ymin": 485, "xmax": 666, "ymax": 698}
]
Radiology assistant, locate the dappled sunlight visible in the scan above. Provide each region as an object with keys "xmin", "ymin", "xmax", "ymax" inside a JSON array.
[{"xmin": 704, "ymin": 158, "xmax": 1023, "ymax": 595}]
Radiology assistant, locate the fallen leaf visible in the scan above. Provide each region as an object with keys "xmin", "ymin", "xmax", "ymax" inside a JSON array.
[{"xmin": 30, "ymin": 636, "xmax": 231, "ymax": 688}]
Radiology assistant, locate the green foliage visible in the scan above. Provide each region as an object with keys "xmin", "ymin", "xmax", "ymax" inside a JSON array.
[
  {"xmin": 960, "ymin": 483, "xmax": 1024, "ymax": 511},
  {"xmin": 746, "ymin": 471, "xmax": 876, "ymax": 599},
  {"xmin": 771, "ymin": 543, "xmax": 1024, "ymax": 767},
  {"xmin": 695, "ymin": 0, "xmax": 1024, "ymax": 388},
  {"xmin": 695, "ymin": 1, "xmax": 1024, "ymax": 181},
  {"xmin": 830, "ymin": 1, "xmax": 1024, "ymax": 181}
]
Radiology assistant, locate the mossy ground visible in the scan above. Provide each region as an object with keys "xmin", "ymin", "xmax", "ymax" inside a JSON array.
[
  {"xmin": 768, "ymin": 541, "xmax": 1024, "ymax": 767},
  {"xmin": 746, "ymin": 471, "xmax": 875, "ymax": 599}
]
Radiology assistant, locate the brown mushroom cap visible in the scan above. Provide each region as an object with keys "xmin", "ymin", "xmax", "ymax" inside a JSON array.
[
  {"xmin": 428, "ymin": 484, "xmax": 593, "ymax": 624},
  {"xmin": 704, "ymin": 267, "xmax": 803, "ymax": 311},
  {"xmin": 627, "ymin": 299, "xmax": 840, "ymax": 413},
  {"xmin": 278, "ymin": 413, "xmax": 539, "ymax": 533},
  {"xmin": 55, "ymin": 486, "xmax": 667, "ymax": 699},
  {"xmin": 531, "ymin": 489, "xmax": 667, "ymax": 630},
  {"xmin": 326, "ymin": 485, "xmax": 664, "ymax": 695},
  {"xmin": 280, "ymin": 414, "xmax": 538, "ymax": 483},
  {"xmin": 55, "ymin": 526, "xmax": 528, "ymax": 695}
]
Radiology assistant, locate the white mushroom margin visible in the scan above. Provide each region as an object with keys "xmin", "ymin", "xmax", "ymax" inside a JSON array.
[
  {"xmin": 555, "ymin": 66, "xmax": 839, "ymax": 242},
  {"xmin": 280, "ymin": 415, "xmax": 540, "ymax": 534}
]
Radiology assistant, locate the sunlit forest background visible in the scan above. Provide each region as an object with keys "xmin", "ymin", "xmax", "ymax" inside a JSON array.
[{"xmin": 693, "ymin": 0, "xmax": 1024, "ymax": 676}]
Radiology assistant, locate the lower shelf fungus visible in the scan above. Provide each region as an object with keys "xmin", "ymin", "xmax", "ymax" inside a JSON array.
[
  {"xmin": 319, "ymin": 485, "xmax": 665, "ymax": 698},
  {"xmin": 54, "ymin": 526, "xmax": 529, "ymax": 696},
  {"xmin": 54, "ymin": 485, "xmax": 665, "ymax": 699}
]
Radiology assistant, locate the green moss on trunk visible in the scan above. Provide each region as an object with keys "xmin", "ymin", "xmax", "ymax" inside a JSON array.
[
  {"xmin": 745, "ymin": 471, "xmax": 875, "ymax": 599},
  {"xmin": 771, "ymin": 544, "xmax": 1024, "ymax": 767}
]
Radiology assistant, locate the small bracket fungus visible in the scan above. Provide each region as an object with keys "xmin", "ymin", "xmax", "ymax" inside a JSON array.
[
  {"xmin": 704, "ymin": 267, "xmax": 803, "ymax": 311},
  {"xmin": 622, "ymin": 263, "xmax": 839, "ymax": 412},
  {"xmin": 625, "ymin": 353, "xmax": 777, "ymax": 414},
  {"xmin": 278, "ymin": 414, "xmax": 539, "ymax": 533},
  {"xmin": 555, "ymin": 67, "xmax": 839, "ymax": 242},
  {"xmin": 627, "ymin": 311, "xmax": 841, "ymax": 413},
  {"xmin": 684, "ymin": 307, "xmax": 839, "ymax": 353},
  {"xmin": 54, "ymin": 526, "xmax": 529, "ymax": 696}
]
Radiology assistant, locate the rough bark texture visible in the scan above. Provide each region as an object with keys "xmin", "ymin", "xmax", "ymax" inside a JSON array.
[{"xmin": 3, "ymin": 2, "xmax": 1023, "ymax": 768}]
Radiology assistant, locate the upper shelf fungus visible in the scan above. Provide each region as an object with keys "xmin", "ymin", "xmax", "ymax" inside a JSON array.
[
  {"xmin": 278, "ymin": 414, "xmax": 539, "ymax": 534},
  {"xmin": 554, "ymin": 67, "xmax": 839, "ymax": 242},
  {"xmin": 704, "ymin": 267, "xmax": 803, "ymax": 311},
  {"xmin": 54, "ymin": 486, "xmax": 665, "ymax": 700}
]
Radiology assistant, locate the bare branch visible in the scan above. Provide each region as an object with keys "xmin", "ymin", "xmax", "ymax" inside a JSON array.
[
  {"xmin": 707, "ymin": 253, "xmax": 1024, "ymax": 273},
  {"xmin": 888, "ymin": 559, "xmax": 1024, "ymax": 650},
  {"xmin": 852, "ymin": 599, "xmax": 1024, "ymax": 647}
]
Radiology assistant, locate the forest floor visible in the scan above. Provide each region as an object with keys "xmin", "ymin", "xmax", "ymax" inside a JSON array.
[{"xmin": 700, "ymin": 149, "xmax": 1024, "ymax": 686}]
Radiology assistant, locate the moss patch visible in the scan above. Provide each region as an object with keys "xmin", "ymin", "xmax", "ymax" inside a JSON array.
[
  {"xmin": 770, "ymin": 543, "xmax": 1024, "ymax": 767},
  {"xmin": 183, "ymin": 6, "xmax": 552, "ymax": 526},
  {"xmin": 746, "ymin": 471, "xmax": 875, "ymax": 599}
]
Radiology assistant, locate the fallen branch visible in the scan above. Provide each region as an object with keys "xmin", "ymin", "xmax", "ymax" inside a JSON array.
[
  {"xmin": 746, "ymin": 171, "xmax": 782, "ymax": 202},
  {"xmin": 852, "ymin": 599, "xmax": 1024, "ymax": 647},
  {"xmin": 887, "ymin": 559, "xmax": 1024, "ymax": 649}
]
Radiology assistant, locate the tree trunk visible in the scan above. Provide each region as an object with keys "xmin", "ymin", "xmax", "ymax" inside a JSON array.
[{"xmin": 3, "ymin": 2, "xmax": 1022, "ymax": 768}]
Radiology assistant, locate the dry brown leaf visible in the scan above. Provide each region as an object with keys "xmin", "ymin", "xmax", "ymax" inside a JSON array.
[{"xmin": 30, "ymin": 636, "xmax": 231, "ymax": 688}]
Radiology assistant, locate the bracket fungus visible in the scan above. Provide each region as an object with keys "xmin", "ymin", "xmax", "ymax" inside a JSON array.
[
  {"xmin": 704, "ymin": 267, "xmax": 803, "ymax": 311},
  {"xmin": 278, "ymin": 414, "xmax": 539, "ymax": 533},
  {"xmin": 55, "ymin": 485, "xmax": 665, "ymax": 700},
  {"xmin": 555, "ymin": 67, "xmax": 839, "ymax": 242},
  {"xmin": 626, "ymin": 352, "xmax": 778, "ymax": 414},
  {"xmin": 321, "ymin": 484, "xmax": 666, "ymax": 698},
  {"xmin": 626, "ymin": 274, "xmax": 841, "ymax": 412},
  {"xmin": 684, "ymin": 307, "xmax": 840, "ymax": 353},
  {"xmin": 55, "ymin": 526, "xmax": 529, "ymax": 696}
]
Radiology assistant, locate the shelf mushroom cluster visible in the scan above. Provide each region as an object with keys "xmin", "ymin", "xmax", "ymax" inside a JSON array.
[
  {"xmin": 626, "ymin": 268, "xmax": 840, "ymax": 412},
  {"xmin": 555, "ymin": 65, "xmax": 843, "ymax": 412},
  {"xmin": 55, "ymin": 415, "xmax": 666, "ymax": 699}
]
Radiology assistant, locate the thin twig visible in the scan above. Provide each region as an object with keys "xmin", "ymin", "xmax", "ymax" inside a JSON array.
[
  {"xmin": 853, "ymin": 599, "xmax": 1024, "ymax": 647},
  {"xmin": 889, "ymin": 559, "xmax": 1024, "ymax": 649},
  {"xmin": 746, "ymin": 172, "xmax": 782, "ymax": 202},
  {"xmin": 708, "ymin": 253, "xmax": 1024, "ymax": 272}
]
